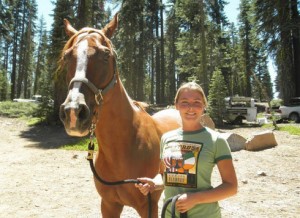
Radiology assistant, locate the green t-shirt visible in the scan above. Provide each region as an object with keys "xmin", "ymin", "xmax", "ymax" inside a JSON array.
[{"xmin": 160, "ymin": 127, "xmax": 232, "ymax": 218}]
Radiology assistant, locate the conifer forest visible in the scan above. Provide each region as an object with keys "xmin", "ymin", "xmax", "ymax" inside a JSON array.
[{"xmin": 0, "ymin": 0, "xmax": 300, "ymax": 120}]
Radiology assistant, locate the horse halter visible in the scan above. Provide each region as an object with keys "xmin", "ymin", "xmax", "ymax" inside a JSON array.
[
  {"xmin": 67, "ymin": 31, "xmax": 118, "ymax": 105},
  {"xmin": 69, "ymin": 73, "xmax": 117, "ymax": 105}
]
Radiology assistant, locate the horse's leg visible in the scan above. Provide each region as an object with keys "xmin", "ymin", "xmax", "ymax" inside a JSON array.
[
  {"xmin": 135, "ymin": 198, "xmax": 159, "ymax": 218},
  {"xmin": 101, "ymin": 199, "xmax": 123, "ymax": 218}
]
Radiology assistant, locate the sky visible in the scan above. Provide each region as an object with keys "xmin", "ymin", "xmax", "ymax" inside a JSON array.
[
  {"xmin": 36, "ymin": 0, "xmax": 54, "ymax": 30},
  {"xmin": 225, "ymin": 0, "xmax": 240, "ymax": 24}
]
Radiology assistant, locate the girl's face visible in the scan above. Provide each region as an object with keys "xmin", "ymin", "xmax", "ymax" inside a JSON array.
[{"xmin": 175, "ymin": 89, "xmax": 205, "ymax": 128}]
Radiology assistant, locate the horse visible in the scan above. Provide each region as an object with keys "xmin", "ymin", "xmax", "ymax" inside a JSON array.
[{"xmin": 59, "ymin": 14, "xmax": 181, "ymax": 218}]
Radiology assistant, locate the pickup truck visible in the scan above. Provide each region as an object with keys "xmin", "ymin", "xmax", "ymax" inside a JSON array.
[
  {"xmin": 279, "ymin": 97, "xmax": 300, "ymax": 122},
  {"xmin": 223, "ymin": 96, "xmax": 257, "ymax": 124}
]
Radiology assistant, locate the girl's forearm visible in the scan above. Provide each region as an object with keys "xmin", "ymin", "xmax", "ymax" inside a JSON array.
[{"xmin": 189, "ymin": 182, "xmax": 237, "ymax": 205}]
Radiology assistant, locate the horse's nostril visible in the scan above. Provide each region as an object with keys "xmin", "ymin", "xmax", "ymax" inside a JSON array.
[{"xmin": 78, "ymin": 104, "xmax": 90, "ymax": 120}]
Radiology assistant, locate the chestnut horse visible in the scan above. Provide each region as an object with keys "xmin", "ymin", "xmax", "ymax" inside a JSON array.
[{"xmin": 59, "ymin": 14, "xmax": 181, "ymax": 217}]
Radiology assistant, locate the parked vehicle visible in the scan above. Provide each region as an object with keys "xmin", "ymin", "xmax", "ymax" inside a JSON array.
[
  {"xmin": 13, "ymin": 95, "xmax": 42, "ymax": 103},
  {"xmin": 224, "ymin": 96, "xmax": 257, "ymax": 124},
  {"xmin": 279, "ymin": 97, "xmax": 300, "ymax": 122}
]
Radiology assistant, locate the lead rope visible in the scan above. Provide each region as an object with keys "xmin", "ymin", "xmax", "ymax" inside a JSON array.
[
  {"xmin": 86, "ymin": 121, "xmax": 152, "ymax": 218},
  {"xmin": 161, "ymin": 195, "xmax": 187, "ymax": 218}
]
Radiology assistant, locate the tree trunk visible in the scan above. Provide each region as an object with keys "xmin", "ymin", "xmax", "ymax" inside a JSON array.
[
  {"xmin": 137, "ymin": 14, "xmax": 145, "ymax": 100},
  {"xmin": 290, "ymin": 0, "xmax": 300, "ymax": 96},
  {"xmin": 160, "ymin": 0, "xmax": 165, "ymax": 102},
  {"xmin": 155, "ymin": 8, "xmax": 161, "ymax": 104},
  {"xmin": 11, "ymin": 25, "xmax": 19, "ymax": 100},
  {"xmin": 199, "ymin": 0, "xmax": 208, "ymax": 94},
  {"xmin": 277, "ymin": 0, "xmax": 295, "ymax": 103},
  {"xmin": 16, "ymin": 0, "xmax": 27, "ymax": 98}
]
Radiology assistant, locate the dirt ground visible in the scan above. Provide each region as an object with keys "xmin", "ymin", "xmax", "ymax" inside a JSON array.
[{"xmin": 0, "ymin": 116, "xmax": 299, "ymax": 218}]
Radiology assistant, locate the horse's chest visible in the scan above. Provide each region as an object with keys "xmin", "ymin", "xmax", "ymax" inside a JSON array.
[{"xmin": 96, "ymin": 184, "xmax": 134, "ymax": 205}]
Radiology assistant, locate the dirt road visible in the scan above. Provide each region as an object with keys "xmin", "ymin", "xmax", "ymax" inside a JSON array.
[{"xmin": 0, "ymin": 117, "xmax": 299, "ymax": 217}]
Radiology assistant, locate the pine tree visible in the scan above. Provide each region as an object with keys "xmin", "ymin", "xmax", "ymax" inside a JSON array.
[
  {"xmin": 238, "ymin": 0, "xmax": 253, "ymax": 97},
  {"xmin": 0, "ymin": 0, "xmax": 10, "ymax": 100},
  {"xmin": 0, "ymin": 69, "xmax": 8, "ymax": 100},
  {"xmin": 0, "ymin": 1, "xmax": 14, "ymax": 100},
  {"xmin": 165, "ymin": 0, "xmax": 180, "ymax": 103},
  {"xmin": 115, "ymin": 0, "xmax": 151, "ymax": 101},
  {"xmin": 36, "ymin": 21, "xmax": 53, "ymax": 123},
  {"xmin": 50, "ymin": 0, "xmax": 75, "ymax": 121},
  {"xmin": 207, "ymin": 68, "xmax": 228, "ymax": 125},
  {"xmin": 255, "ymin": 0, "xmax": 299, "ymax": 103},
  {"xmin": 34, "ymin": 16, "xmax": 47, "ymax": 95}
]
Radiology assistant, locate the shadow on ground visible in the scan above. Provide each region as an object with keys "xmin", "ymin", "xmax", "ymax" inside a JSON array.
[
  {"xmin": 19, "ymin": 123, "xmax": 83, "ymax": 149},
  {"xmin": 217, "ymin": 123, "xmax": 262, "ymax": 130},
  {"xmin": 18, "ymin": 121, "xmax": 262, "ymax": 149}
]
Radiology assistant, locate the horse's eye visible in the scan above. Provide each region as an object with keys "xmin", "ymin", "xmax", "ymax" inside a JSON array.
[{"xmin": 103, "ymin": 49, "xmax": 111, "ymax": 62}]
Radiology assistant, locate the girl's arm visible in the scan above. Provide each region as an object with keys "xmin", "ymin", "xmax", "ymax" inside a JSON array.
[{"xmin": 176, "ymin": 159, "xmax": 238, "ymax": 213}]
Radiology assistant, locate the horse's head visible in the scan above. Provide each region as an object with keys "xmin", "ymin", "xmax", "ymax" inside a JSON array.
[{"xmin": 59, "ymin": 14, "xmax": 118, "ymax": 137}]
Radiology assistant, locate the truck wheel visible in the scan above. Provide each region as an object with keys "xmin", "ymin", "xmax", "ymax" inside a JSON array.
[
  {"xmin": 289, "ymin": 113, "xmax": 300, "ymax": 123},
  {"xmin": 234, "ymin": 116, "xmax": 243, "ymax": 125}
]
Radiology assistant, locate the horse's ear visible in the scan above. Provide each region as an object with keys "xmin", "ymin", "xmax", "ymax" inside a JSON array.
[
  {"xmin": 102, "ymin": 13, "xmax": 118, "ymax": 39},
  {"xmin": 63, "ymin": 19, "xmax": 78, "ymax": 37}
]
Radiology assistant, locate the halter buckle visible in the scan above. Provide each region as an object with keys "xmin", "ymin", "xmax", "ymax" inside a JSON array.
[
  {"xmin": 95, "ymin": 91, "xmax": 104, "ymax": 105},
  {"xmin": 87, "ymin": 121, "xmax": 96, "ymax": 160},
  {"xmin": 86, "ymin": 142, "xmax": 95, "ymax": 160}
]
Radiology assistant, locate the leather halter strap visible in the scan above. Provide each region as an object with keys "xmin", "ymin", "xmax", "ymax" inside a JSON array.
[{"xmin": 69, "ymin": 73, "xmax": 117, "ymax": 105}]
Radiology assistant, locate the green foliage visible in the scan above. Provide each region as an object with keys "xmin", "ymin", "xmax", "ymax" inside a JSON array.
[
  {"xmin": 278, "ymin": 125, "xmax": 300, "ymax": 136},
  {"xmin": 27, "ymin": 117, "xmax": 44, "ymax": 126},
  {"xmin": 207, "ymin": 69, "xmax": 228, "ymax": 125},
  {"xmin": 262, "ymin": 124, "xmax": 300, "ymax": 136},
  {"xmin": 270, "ymin": 98, "xmax": 283, "ymax": 107},
  {"xmin": 37, "ymin": 55, "xmax": 55, "ymax": 123},
  {"xmin": 36, "ymin": 97, "xmax": 54, "ymax": 124},
  {"xmin": 62, "ymin": 138, "xmax": 98, "ymax": 151},
  {"xmin": 0, "ymin": 70, "xmax": 8, "ymax": 100},
  {"xmin": 0, "ymin": 101, "xmax": 39, "ymax": 118},
  {"xmin": 255, "ymin": 0, "xmax": 300, "ymax": 102}
]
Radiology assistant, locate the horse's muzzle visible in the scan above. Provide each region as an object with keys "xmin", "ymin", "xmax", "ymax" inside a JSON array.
[{"xmin": 59, "ymin": 92, "xmax": 91, "ymax": 137}]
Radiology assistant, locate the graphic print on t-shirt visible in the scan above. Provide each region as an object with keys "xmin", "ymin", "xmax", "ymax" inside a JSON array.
[{"xmin": 163, "ymin": 141, "xmax": 202, "ymax": 188}]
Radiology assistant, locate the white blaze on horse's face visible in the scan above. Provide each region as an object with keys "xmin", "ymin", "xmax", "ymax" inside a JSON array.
[
  {"xmin": 67, "ymin": 35, "xmax": 90, "ymax": 131},
  {"xmin": 70, "ymin": 35, "xmax": 89, "ymax": 106}
]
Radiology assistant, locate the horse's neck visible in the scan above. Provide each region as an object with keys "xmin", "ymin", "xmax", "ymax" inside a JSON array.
[{"xmin": 96, "ymin": 78, "xmax": 138, "ymax": 147}]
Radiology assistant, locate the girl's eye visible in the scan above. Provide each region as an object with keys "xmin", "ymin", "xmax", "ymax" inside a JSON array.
[
  {"xmin": 179, "ymin": 102, "xmax": 189, "ymax": 107},
  {"xmin": 179, "ymin": 101, "xmax": 203, "ymax": 108},
  {"xmin": 194, "ymin": 102, "xmax": 203, "ymax": 107}
]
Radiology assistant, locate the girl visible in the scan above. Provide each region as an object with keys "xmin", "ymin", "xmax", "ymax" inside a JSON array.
[{"xmin": 135, "ymin": 82, "xmax": 237, "ymax": 218}]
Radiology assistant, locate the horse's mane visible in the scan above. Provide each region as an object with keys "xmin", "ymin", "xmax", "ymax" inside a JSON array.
[
  {"xmin": 56, "ymin": 27, "xmax": 114, "ymax": 77},
  {"xmin": 133, "ymin": 101, "xmax": 149, "ymax": 112}
]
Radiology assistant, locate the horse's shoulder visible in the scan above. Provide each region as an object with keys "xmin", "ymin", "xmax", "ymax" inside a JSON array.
[{"xmin": 152, "ymin": 108, "xmax": 178, "ymax": 118}]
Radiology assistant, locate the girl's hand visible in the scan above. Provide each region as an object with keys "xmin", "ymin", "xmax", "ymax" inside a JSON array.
[
  {"xmin": 135, "ymin": 177, "xmax": 155, "ymax": 196},
  {"xmin": 176, "ymin": 193, "xmax": 196, "ymax": 213}
]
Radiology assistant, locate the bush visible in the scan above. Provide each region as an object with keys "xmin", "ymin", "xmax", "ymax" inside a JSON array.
[{"xmin": 0, "ymin": 101, "xmax": 39, "ymax": 118}]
